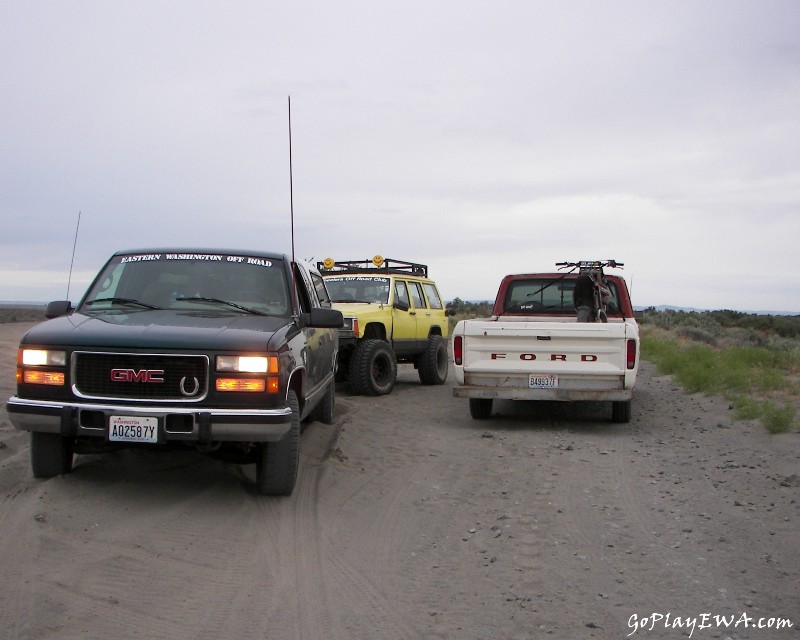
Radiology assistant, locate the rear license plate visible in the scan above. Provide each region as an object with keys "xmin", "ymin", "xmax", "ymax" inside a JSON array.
[
  {"xmin": 109, "ymin": 416, "xmax": 158, "ymax": 443},
  {"xmin": 529, "ymin": 374, "xmax": 558, "ymax": 389}
]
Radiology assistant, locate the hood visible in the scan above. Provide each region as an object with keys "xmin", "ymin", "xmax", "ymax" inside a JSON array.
[
  {"xmin": 19, "ymin": 311, "xmax": 293, "ymax": 352},
  {"xmin": 330, "ymin": 302, "xmax": 388, "ymax": 317}
]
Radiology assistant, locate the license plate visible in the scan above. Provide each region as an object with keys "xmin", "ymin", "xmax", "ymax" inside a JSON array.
[
  {"xmin": 529, "ymin": 374, "xmax": 558, "ymax": 389},
  {"xmin": 109, "ymin": 416, "xmax": 158, "ymax": 443}
]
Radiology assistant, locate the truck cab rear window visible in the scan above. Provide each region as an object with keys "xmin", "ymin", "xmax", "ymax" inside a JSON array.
[{"xmin": 503, "ymin": 279, "xmax": 621, "ymax": 315}]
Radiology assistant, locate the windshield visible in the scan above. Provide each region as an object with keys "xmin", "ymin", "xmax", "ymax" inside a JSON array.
[
  {"xmin": 79, "ymin": 252, "xmax": 290, "ymax": 317},
  {"xmin": 324, "ymin": 276, "xmax": 390, "ymax": 304}
]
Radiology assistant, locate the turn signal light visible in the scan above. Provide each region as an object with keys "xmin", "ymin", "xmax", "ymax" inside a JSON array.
[
  {"xmin": 453, "ymin": 336, "xmax": 463, "ymax": 365},
  {"xmin": 216, "ymin": 376, "xmax": 280, "ymax": 393},
  {"xmin": 23, "ymin": 370, "xmax": 65, "ymax": 386},
  {"xmin": 217, "ymin": 378, "xmax": 266, "ymax": 392}
]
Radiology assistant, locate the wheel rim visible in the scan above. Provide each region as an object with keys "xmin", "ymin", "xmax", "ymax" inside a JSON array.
[{"xmin": 372, "ymin": 354, "xmax": 390, "ymax": 384}]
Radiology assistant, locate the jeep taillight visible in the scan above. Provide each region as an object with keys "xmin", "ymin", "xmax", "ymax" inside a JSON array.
[
  {"xmin": 627, "ymin": 339, "xmax": 637, "ymax": 370},
  {"xmin": 453, "ymin": 336, "xmax": 463, "ymax": 365}
]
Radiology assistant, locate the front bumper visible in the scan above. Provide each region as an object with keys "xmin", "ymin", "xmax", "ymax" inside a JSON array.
[{"xmin": 6, "ymin": 396, "xmax": 292, "ymax": 443}]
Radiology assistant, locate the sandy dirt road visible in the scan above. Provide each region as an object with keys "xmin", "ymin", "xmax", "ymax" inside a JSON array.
[{"xmin": 0, "ymin": 321, "xmax": 798, "ymax": 639}]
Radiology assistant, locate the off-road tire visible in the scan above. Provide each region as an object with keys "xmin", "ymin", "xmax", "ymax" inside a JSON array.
[
  {"xmin": 418, "ymin": 335, "xmax": 448, "ymax": 385},
  {"xmin": 349, "ymin": 339, "xmax": 397, "ymax": 396},
  {"xmin": 469, "ymin": 398, "xmax": 493, "ymax": 420},
  {"xmin": 30, "ymin": 432, "xmax": 74, "ymax": 478},
  {"xmin": 256, "ymin": 390, "xmax": 300, "ymax": 496},
  {"xmin": 611, "ymin": 399, "xmax": 632, "ymax": 423},
  {"xmin": 311, "ymin": 380, "xmax": 335, "ymax": 424}
]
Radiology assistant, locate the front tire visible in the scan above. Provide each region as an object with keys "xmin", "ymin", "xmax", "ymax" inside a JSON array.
[
  {"xmin": 469, "ymin": 398, "xmax": 493, "ymax": 420},
  {"xmin": 30, "ymin": 432, "xmax": 74, "ymax": 478},
  {"xmin": 256, "ymin": 390, "xmax": 300, "ymax": 496},
  {"xmin": 349, "ymin": 339, "xmax": 397, "ymax": 396},
  {"xmin": 418, "ymin": 335, "xmax": 449, "ymax": 385}
]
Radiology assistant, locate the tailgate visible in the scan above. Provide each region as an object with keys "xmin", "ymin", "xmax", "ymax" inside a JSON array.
[{"xmin": 462, "ymin": 321, "xmax": 628, "ymax": 373}]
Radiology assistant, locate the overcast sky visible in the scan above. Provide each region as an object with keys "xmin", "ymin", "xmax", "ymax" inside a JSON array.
[{"xmin": 2, "ymin": 1, "xmax": 799, "ymax": 312}]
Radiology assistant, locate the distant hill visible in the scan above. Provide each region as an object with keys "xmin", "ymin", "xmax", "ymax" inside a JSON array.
[
  {"xmin": 637, "ymin": 305, "xmax": 800, "ymax": 317},
  {"xmin": 0, "ymin": 303, "xmax": 47, "ymax": 323}
]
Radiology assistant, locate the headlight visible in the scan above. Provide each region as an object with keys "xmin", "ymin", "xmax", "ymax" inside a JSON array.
[
  {"xmin": 21, "ymin": 349, "xmax": 66, "ymax": 367},
  {"xmin": 216, "ymin": 355, "xmax": 278, "ymax": 373},
  {"xmin": 18, "ymin": 348, "xmax": 67, "ymax": 386}
]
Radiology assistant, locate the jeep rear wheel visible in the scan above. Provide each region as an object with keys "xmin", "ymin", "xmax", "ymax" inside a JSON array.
[
  {"xmin": 349, "ymin": 339, "xmax": 397, "ymax": 396},
  {"xmin": 30, "ymin": 432, "xmax": 74, "ymax": 478},
  {"xmin": 418, "ymin": 335, "xmax": 448, "ymax": 385},
  {"xmin": 256, "ymin": 390, "xmax": 300, "ymax": 496}
]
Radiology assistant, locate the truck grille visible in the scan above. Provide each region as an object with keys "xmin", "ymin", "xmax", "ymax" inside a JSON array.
[{"xmin": 73, "ymin": 352, "xmax": 209, "ymax": 402}]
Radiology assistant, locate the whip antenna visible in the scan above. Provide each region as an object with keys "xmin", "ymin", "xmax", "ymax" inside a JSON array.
[
  {"xmin": 288, "ymin": 96, "xmax": 296, "ymax": 264},
  {"xmin": 287, "ymin": 96, "xmax": 300, "ymax": 317},
  {"xmin": 66, "ymin": 211, "xmax": 81, "ymax": 300}
]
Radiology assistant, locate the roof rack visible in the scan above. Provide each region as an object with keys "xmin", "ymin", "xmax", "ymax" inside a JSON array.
[{"xmin": 317, "ymin": 257, "xmax": 428, "ymax": 278}]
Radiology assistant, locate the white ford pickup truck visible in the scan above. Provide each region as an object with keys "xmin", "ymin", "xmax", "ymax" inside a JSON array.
[{"xmin": 451, "ymin": 261, "xmax": 640, "ymax": 422}]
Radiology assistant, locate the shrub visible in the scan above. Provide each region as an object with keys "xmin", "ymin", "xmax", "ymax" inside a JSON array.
[{"xmin": 640, "ymin": 315, "xmax": 799, "ymax": 433}]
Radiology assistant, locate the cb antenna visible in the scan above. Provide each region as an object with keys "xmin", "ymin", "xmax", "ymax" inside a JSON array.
[
  {"xmin": 287, "ymin": 96, "xmax": 300, "ymax": 316},
  {"xmin": 288, "ymin": 95, "xmax": 296, "ymax": 264},
  {"xmin": 66, "ymin": 211, "xmax": 81, "ymax": 300}
]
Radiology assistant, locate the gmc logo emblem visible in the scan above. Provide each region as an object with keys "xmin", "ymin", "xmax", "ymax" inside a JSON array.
[
  {"xmin": 110, "ymin": 368, "xmax": 165, "ymax": 383},
  {"xmin": 491, "ymin": 353, "xmax": 598, "ymax": 362}
]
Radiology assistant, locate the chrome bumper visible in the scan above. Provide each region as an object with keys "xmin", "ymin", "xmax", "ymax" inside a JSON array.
[{"xmin": 6, "ymin": 396, "xmax": 293, "ymax": 443}]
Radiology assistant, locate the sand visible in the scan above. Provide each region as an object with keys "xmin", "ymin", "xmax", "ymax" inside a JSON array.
[{"xmin": 0, "ymin": 321, "xmax": 797, "ymax": 639}]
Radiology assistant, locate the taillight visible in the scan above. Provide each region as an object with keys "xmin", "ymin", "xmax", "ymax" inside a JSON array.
[
  {"xmin": 626, "ymin": 339, "xmax": 637, "ymax": 370},
  {"xmin": 453, "ymin": 336, "xmax": 463, "ymax": 365}
]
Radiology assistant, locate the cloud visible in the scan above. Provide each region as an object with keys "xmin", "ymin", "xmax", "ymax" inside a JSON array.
[{"xmin": 1, "ymin": 1, "xmax": 799, "ymax": 312}]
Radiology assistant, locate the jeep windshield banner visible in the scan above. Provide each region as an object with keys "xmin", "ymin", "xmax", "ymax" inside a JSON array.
[
  {"xmin": 117, "ymin": 253, "xmax": 275, "ymax": 267},
  {"xmin": 324, "ymin": 276, "xmax": 391, "ymax": 304},
  {"xmin": 324, "ymin": 276, "xmax": 389, "ymax": 284}
]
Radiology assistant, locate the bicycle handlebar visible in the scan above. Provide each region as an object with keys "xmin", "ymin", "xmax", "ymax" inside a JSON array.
[{"xmin": 556, "ymin": 260, "xmax": 624, "ymax": 270}]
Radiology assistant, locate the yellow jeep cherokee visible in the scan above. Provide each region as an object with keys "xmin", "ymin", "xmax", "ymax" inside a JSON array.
[{"xmin": 318, "ymin": 256, "xmax": 453, "ymax": 395}]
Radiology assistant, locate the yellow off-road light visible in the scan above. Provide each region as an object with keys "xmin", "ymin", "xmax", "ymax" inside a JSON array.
[
  {"xmin": 372, "ymin": 255, "xmax": 384, "ymax": 267},
  {"xmin": 323, "ymin": 257, "xmax": 335, "ymax": 270}
]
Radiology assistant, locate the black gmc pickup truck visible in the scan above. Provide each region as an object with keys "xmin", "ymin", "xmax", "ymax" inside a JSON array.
[{"xmin": 6, "ymin": 249, "xmax": 343, "ymax": 496}]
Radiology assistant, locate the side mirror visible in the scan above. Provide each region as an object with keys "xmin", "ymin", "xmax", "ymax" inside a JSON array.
[
  {"xmin": 303, "ymin": 307, "xmax": 344, "ymax": 328},
  {"xmin": 393, "ymin": 300, "xmax": 410, "ymax": 312},
  {"xmin": 445, "ymin": 307, "xmax": 457, "ymax": 317},
  {"xmin": 46, "ymin": 301, "xmax": 72, "ymax": 318}
]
